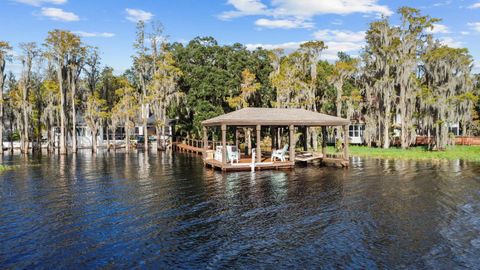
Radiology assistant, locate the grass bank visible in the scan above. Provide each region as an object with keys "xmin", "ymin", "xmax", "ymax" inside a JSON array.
[{"xmin": 343, "ymin": 145, "xmax": 480, "ymax": 162}]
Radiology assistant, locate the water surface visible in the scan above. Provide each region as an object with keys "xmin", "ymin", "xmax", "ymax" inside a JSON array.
[{"xmin": 1, "ymin": 152, "xmax": 480, "ymax": 269}]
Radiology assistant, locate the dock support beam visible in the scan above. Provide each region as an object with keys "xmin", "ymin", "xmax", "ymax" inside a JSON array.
[
  {"xmin": 322, "ymin": 126, "xmax": 327, "ymax": 157},
  {"xmin": 343, "ymin": 125, "xmax": 349, "ymax": 161},
  {"xmin": 256, "ymin": 124, "xmax": 261, "ymax": 162},
  {"xmin": 289, "ymin": 125, "xmax": 295, "ymax": 161},
  {"xmin": 221, "ymin": 124, "xmax": 227, "ymax": 166}
]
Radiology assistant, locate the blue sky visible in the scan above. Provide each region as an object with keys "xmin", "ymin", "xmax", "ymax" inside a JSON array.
[{"xmin": 1, "ymin": 0, "xmax": 480, "ymax": 74}]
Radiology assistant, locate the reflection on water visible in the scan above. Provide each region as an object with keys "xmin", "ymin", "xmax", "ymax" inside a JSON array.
[{"xmin": 1, "ymin": 151, "xmax": 480, "ymax": 269}]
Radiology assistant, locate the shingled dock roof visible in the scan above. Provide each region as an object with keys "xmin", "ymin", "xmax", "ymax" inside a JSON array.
[{"xmin": 201, "ymin": 108, "xmax": 350, "ymax": 126}]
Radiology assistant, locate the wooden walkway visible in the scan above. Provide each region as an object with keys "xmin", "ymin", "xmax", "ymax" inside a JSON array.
[{"xmin": 175, "ymin": 143, "xmax": 205, "ymax": 155}]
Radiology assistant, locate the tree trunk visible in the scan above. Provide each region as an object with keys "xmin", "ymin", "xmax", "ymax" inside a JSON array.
[
  {"xmin": 321, "ymin": 126, "xmax": 327, "ymax": 156},
  {"xmin": 125, "ymin": 126, "xmax": 130, "ymax": 152},
  {"xmin": 400, "ymin": 85, "xmax": 407, "ymax": 149},
  {"xmin": 143, "ymin": 119, "xmax": 148, "ymax": 152},
  {"xmin": 0, "ymin": 98, "xmax": 2, "ymax": 154},
  {"xmin": 0, "ymin": 60, "xmax": 4, "ymax": 155},
  {"xmin": 71, "ymin": 73, "xmax": 77, "ymax": 153},
  {"xmin": 112, "ymin": 129, "xmax": 116, "ymax": 152},
  {"xmin": 441, "ymin": 123, "xmax": 448, "ymax": 150},
  {"xmin": 335, "ymin": 79, "xmax": 343, "ymax": 118},
  {"xmin": 156, "ymin": 126, "xmax": 161, "ymax": 151},
  {"xmin": 21, "ymin": 86, "xmax": 29, "ymax": 155},
  {"xmin": 48, "ymin": 123, "xmax": 54, "ymax": 153},
  {"xmin": 106, "ymin": 128, "xmax": 110, "ymax": 152},
  {"xmin": 92, "ymin": 128, "xmax": 97, "ymax": 153},
  {"xmin": 58, "ymin": 67, "xmax": 67, "ymax": 155},
  {"xmin": 427, "ymin": 128, "xmax": 431, "ymax": 150},
  {"xmin": 303, "ymin": 126, "xmax": 308, "ymax": 151},
  {"xmin": 162, "ymin": 125, "xmax": 167, "ymax": 150},
  {"xmin": 9, "ymin": 111, "xmax": 13, "ymax": 153},
  {"xmin": 311, "ymin": 128, "xmax": 318, "ymax": 152},
  {"xmin": 383, "ymin": 95, "xmax": 391, "ymax": 149}
]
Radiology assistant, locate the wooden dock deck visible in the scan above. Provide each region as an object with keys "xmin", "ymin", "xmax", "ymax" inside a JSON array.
[
  {"xmin": 175, "ymin": 143, "xmax": 205, "ymax": 155},
  {"xmin": 174, "ymin": 140, "xmax": 348, "ymax": 171},
  {"xmin": 204, "ymin": 157, "xmax": 295, "ymax": 171}
]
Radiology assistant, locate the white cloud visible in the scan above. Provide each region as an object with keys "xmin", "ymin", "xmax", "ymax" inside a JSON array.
[
  {"xmin": 245, "ymin": 27, "xmax": 365, "ymax": 62},
  {"xmin": 473, "ymin": 61, "xmax": 480, "ymax": 73},
  {"xmin": 426, "ymin": 23, "xmax": 450, "ymax": 34},
  {"xmin": 269, "ymin": 0, "xmax": 392, "ymax": 17},
  {"xmin": 313, "ymin": 29, "xmax": 365, "ymax": 43},
  {"xmin": 460, "ymin": 31, "xmax": 470, "ymax": 35},
  {"xmin": 125, "ymin": 8, "xmax": 154, "ymax": 23},
  {"xmin": 219, "ymin": 0, "xmax": 268, "ymax": 20},
  {"xmin": 245, "ymin": 39, "xmax": 362, "ymax": 61},
  {"xmin": 40, "ymin": 7, "xmax": 79, "ymax": 21},
  {"xmin": 73, "ymin": 31, "xmax": 115, "ymax": 38},
  {"xmin": 468, "ymin": 22, "xmax": 480, "ymax": 32},
  {"xmin": 255, "ymin": 18, "xmax": 313, "ymax": 29},
  {"xmin": 221, "ymin": 0, "xmax": 392, "ymax": 21},
  {"xmin": 432, "ymin": 1, "xmax": 451, "ymax": 7},
  {"xmin": 247, "ymin": 28, "xmax": 367, "ymax": 62},
  {"xmin": 331, "ymin": 19, "xmax": 343, "ymax": 26},
  {"xmin": 323, "ymin": 42, "xmax": 362, "ymax": 61},
  {"xmin": 440, "ymin": 37, "xmax": 464, "ymax": 48},
  {"xmin": 469, "ymin": 2, "xmax": 480, "ymax": 9},
  {"xmin": 245, "ymin": 41, "xmax": 305, "ymax": 51},
  {"xmin": 15, "ymin": 0, "xmax": 66, "ymax": 6}
]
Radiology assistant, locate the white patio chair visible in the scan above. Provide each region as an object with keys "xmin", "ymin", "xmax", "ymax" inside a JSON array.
[
  {"xmin": 227, "ymin": 145, "xmax": 240, "ymax": 164},
  {"xmin": 271, "ymin": 144, "xmax": 289, "ymax": 162},
  {"xmin": 214, "ymin": 146, "xmax": 223, "ymax": 161}
]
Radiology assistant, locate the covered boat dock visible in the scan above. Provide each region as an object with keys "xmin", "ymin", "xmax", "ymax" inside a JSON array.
[{"xmin": 199, "ymin": 108, "xmax": 350, "ymax": 171}]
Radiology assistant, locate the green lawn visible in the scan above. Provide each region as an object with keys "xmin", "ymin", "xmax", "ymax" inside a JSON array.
[{"xmin": 341, "ymin": 145, "xmax": 480, "ymax": 162}]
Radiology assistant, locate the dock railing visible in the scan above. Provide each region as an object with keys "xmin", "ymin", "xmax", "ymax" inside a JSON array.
[{"xmin": 175, "ymin": 136, "xmax": 232, "ymax": 154}]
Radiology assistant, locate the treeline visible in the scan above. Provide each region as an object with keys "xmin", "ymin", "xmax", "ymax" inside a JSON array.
[{"xmin": 0, "ymin": 7, "xmax": 479, "ymax": 155}]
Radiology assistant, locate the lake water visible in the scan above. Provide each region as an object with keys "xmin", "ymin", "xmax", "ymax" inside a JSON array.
[{"xmin": 1, "ymin": 151, "xmax": 480, "ymax": 269}]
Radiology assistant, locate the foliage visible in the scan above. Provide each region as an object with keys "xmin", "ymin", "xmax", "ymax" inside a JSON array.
[
  {"xmin": 169, "ymin": 37, "xmax": 273, "ymax": 136},
  {"xmin": 226, "ymin": 68, "xmax": 261, "ymax": 109},
  {"xmin": 0, "ymin": 7, "xmax": 478, "ymax": 155}
]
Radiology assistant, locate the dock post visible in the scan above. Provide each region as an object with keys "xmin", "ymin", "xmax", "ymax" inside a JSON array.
[
  {"xmin": 251, "ymin": 148, "xmax": 255, "ymax": 172},
  {"xmin": 221, "ymin": 124, "xmax": 227, "ymax": 166},
  {"xmin": 256, "ymin": 125, "xmax": 261, "ymax": 162},
  {"xmin": 322, "ymin": 126, "xmax": 327, "ymax": 157},
  {"xmin": 289, "ymin": 125, "xmax": 295, "ymax": 161}
]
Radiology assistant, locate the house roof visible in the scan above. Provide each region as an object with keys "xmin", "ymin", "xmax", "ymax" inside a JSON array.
[{"xmin": 201, "ymin": 108, "xmax": 350, "ymax": 127}]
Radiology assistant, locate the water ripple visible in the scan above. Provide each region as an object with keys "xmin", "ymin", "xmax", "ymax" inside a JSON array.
[{"xmin": 0, "ymin": 151, "xmax": 479, "ymax": 269}]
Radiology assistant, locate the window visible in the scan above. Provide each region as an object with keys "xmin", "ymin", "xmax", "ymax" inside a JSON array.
[
  {"xmin": 349, "ymin": 125, "xmax": 363, "ymax": 138},
  {"xmin": 349, "ymin": 126, "xmax": 354, "ymax": 137}
]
